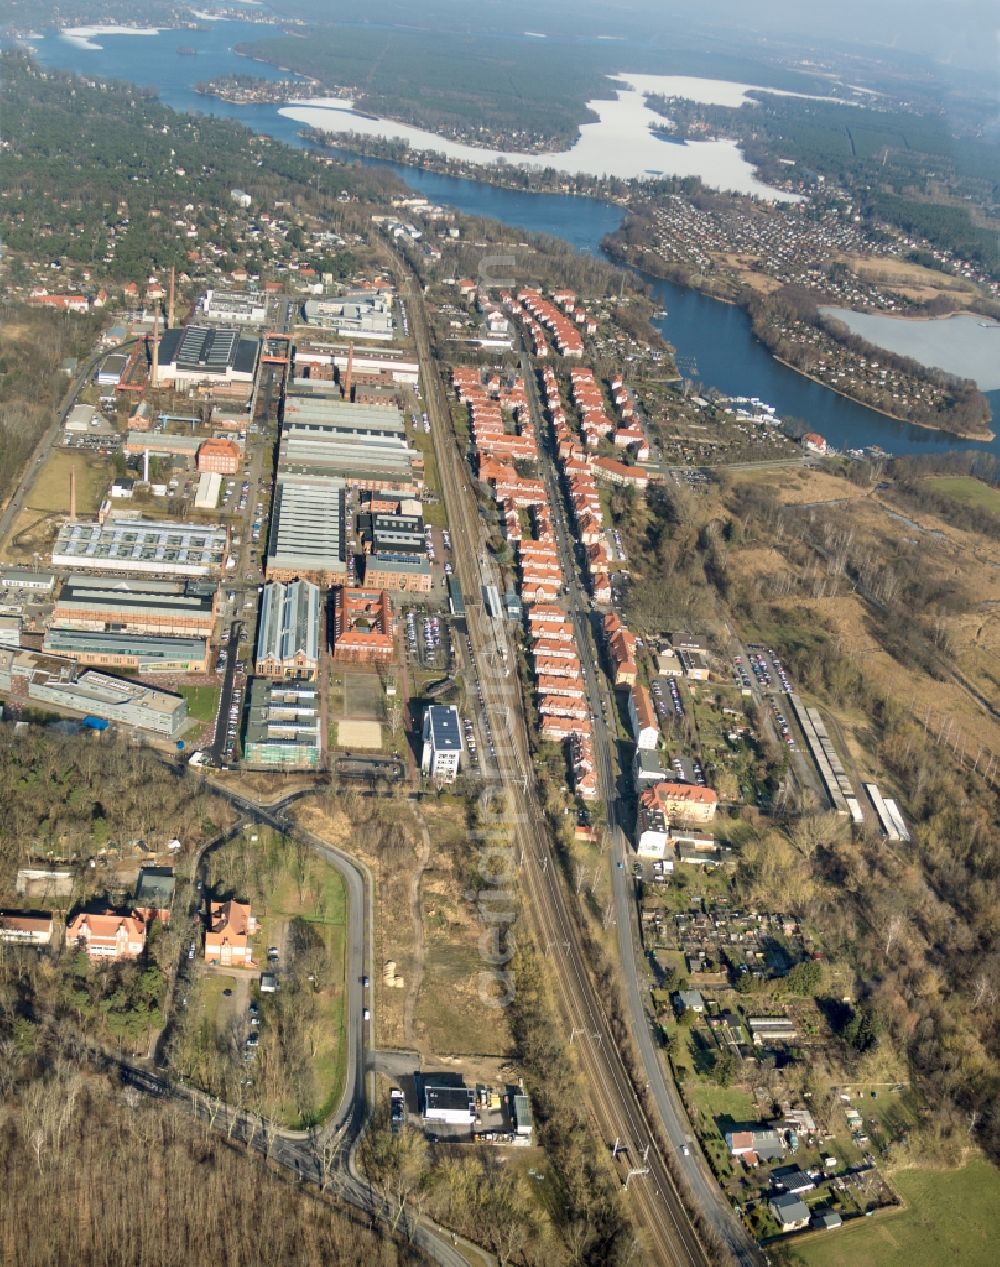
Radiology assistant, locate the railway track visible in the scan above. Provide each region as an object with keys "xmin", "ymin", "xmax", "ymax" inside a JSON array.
[{"xmin": 393, "ymin": 250, "xmax": 710, "ymax": 1266}]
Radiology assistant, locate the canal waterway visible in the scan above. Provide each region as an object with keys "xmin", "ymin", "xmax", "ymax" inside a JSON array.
[{"xmin": 28, "ymin": 21, "xmax": 1000, "ymax": 458}]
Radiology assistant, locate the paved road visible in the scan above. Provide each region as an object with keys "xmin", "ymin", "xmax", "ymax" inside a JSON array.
[
  {"xmin": 210, "ymin": 620, "xmax": 245, "ymax": 765},
  {"xmin": 517, "ymin": 346, "xmax": 762, "ymax": 1266},
  {"xmin": 0, "ymin": 339, "xmax": 139, "ymax": 547},
  {"xmin": 391, "ymin": 243, "xmax": 712, "ymax": 1266}
]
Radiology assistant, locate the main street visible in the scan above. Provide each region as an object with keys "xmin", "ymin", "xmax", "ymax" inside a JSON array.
[
  {"xmin": 516, "ymin": 346, "xmax": 761, "ymax": 1267},
  {"xmin": 394, "ymin": 245, "xmax": 717, "ymax": 1266}
]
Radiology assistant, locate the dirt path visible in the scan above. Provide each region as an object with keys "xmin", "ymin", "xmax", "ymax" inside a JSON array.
[{"xmin": 402, "ymin": 812, "xmax": 431, "ymax": 1047}]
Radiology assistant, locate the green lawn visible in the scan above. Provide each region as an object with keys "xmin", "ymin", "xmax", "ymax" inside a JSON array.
[
  {"xmin": 29, "ymin": 449, "xmax": 108, "ymax": 516},
  {"xmin": 186, "ymin": 831, "xmax": 349, "ymax": 1129},
  {"xmin": 786, "ymin": 1159, "xmax": 1000, "ymax": 1267},
  {"xmin": 257, "ymin": 860, "xmax": 347, "ymax": 1127},
  {"xmin": 923, "ymin": 475, "xmax": 1000, "ymax": 515},
  {"xmin": 410, "ymin": 426, "xmax": 448, "ymax": 527},
  {"xmin": 685, "ymin": 1082, "xmax": 756, "ymax": 1123},
  {"xmin": 180, "ymin": 685, "xmax": 220, "ymax": 724}
]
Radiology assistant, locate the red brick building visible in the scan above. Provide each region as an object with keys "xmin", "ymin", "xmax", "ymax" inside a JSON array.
[
  {"xmin": 332, "ymin": 588, "xmax": 395, "ymax": 663},
  {"xmin": 197, "ymin": 438, "xmax": 242, "ymax": 475}
]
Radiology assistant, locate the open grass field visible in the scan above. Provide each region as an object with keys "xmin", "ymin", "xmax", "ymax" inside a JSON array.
[
  {"xmin": 923, "ymin": 475, "xmax": 1000, "ymax": 515},
  {"xmin": 188, "ymin": 828, "xmax": 348, "ymax": 1128},
  {"xmin": 340, "ymin": 666, "xmax": 386, "ymax": 720},
  {"xmin": 2, "ymin": 449, "xmax": 109, "ymax": 560},
  {"xmin": 28, "ymin": 448, "xmax": 107, "ymax": 516},
  {"xmin": 785, "ymin": 1158, "xmax": 1000, "ymax": 1267},
  {"xmin": 255, "ymin": 856, "xmax": 347, "ymax": 1127},
  {"xmin": 179, "ymin": 685, "xmax": 220, "ymax": 724}
]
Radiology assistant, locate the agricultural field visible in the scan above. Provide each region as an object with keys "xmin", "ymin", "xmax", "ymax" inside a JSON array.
[{"xmin": 784, "ymin": 1159, "xmax": 1000, "ymax": 1267}]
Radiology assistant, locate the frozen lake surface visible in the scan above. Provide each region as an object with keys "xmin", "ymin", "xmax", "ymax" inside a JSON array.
[
  {"xmin": 280, "ymin": 73, "xmax": 806, "ymax": 199},
  {"xmin": 821, "ymin": 309, "xmax": 1000, "ymax": 391}
]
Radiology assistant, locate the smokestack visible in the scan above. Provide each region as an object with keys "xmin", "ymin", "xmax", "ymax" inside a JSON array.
[
  {"xmin": 69, "ymin": 466, "xmax": 77, "ymax": 522},
  {"xmin": 150, "ymin": 304, "xmax": 159, "ymax": 389},
  {"xmin": 168, "ymin": 266, "xmax": 175, "ymax": 329},
  {"xmin": 143, "ymin": 449, "xmax": 150, "ymax": 484},
  {"xmin": 344, "ymin": 340, "xmax": 354, "ymax": 401}
]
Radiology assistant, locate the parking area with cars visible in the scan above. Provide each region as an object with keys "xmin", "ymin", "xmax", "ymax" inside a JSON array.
[{"xmin": 651, "ymin": 674, "xmax": 685, "ymax": 719}]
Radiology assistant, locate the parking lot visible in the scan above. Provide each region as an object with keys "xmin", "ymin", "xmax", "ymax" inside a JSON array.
[
  {"xmin": 403, "ymin": 607, "xmax": 452, "ymax": 672},
  {"xmin": 652, "ymin": 674, "xmax": 685, "ymax": 719}
]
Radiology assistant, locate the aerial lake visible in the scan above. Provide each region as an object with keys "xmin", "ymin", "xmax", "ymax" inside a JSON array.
[
  {"xmin": 820, "ymin": 309, "xmax": 1000, "ymax": 392},
  {"xmin": 280, "ymin": 76, "xmax": 803, "ymax": 199},
  {"xmin": 26, "ymin": 20, "xmax": 1000, "ymax": 457}
]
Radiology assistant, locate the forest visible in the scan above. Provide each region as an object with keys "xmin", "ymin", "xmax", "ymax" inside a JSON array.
[
  {"xmin": 0, "ymin": 301, "xmax": 101, "ymax": 508},
  {"xmin": 634, "ymin": 470, "xmax": 1000, "ymax": 1167},
  {"xmin": 0, "ymin": 1062, "xmax": 416, "ymax": 1266},
  {"xmin": 0, "ymin": 51, "xmax": 400, "ymax": 284},
  {"xmin": 237, "ymin": 26, "xmax": 832, "ymax": 152},
  {"xmin": 0, "ymin": 728, "xmax": 235, "ymax": 886}
]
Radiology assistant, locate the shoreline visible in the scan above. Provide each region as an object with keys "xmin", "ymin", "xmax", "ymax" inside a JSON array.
[
  {"xmin": 302, "ymin": 130, "xmax": 615, "ymax": 194},
  {"xmin": 769, "ymin": 356, "xmax": 994, "ymax": 442},
  {"xmin": 603, "ymin": 243, "xmax": 995, "ymax": 443}
]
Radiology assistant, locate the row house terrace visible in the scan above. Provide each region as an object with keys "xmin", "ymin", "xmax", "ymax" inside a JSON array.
[
  {"xmin": 465, "ymin": 362, "xmax": 593, "ymax": 800},
  {"xmin": 514, "ymin": 288, "xmax": 584, "ymax": 357}
]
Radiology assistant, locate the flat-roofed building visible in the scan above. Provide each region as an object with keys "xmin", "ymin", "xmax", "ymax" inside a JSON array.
[
  {"xmin": 254, "ymin": 579, "xmax": 321, "ymax": 680},
  {"xmin": 423, "ymin": 1085, "xmax": 475, "ymax": 1125},
  {"xmin": 293, "ymin": 342, "xmax": 419, "ymax": 386},
  {"xmin": 0, "ymin": 615, "xmax": 21, "ymax": 648},
  {"xmin": 0, "ymin": 569, "xmax": 56, "ymax": 592},
  {"xmin": 200, "ymin": 289, "xmax": 267, "ymax": 325},
  {"xmin": 194, "ymin": 471, "xmax": 222, "ymax": 510},
  {"xmin": 52, "ymin": 520, "xmax": 228, "ymax": 578},
  {"xmin": 243, "ymin": 679, "xmax": 322, "ymax": 768},
  {"xmin": 3, "ymin": 652, "xmax": 188, "ymax": 737},
  {"xmin": 421, "ymin": 705, "xmax": 462, "ymax": 782},
  {"xmin": 155, "ymin": 324, "xmax": 260, "ymax": 391},
  {"xmin": 0, "ymin": 911, "xmax": 54, "ymax": 946},
  {"xmin": 52, "ymin": 576, "xmax": 218, "ymax": 637},
  {"xmin": 265, "ymin": 475, "xmax": 346, "ymax": 584},
  {"xmin": 360, "ymin": 510, "xmax": 426, "ymax": 557},
  {"xmin": 363, "ymin": 554, "xmax": 432, "ymax": 594},
  {"xmin": 302, "ymin": 293, "xmax": 394, "ymax": 339},
  {"xmin": 42, "ymin": 629, "xmax": 209, "ymax": 674},
  {"xmin": 332, "ymin": 587, "xmax": 394, "ymax": 663}
]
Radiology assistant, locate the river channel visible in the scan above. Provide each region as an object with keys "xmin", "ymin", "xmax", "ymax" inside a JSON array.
[{"xmin": 29, "ymin": 20, "xmax": 1000, "ymax": 459}]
